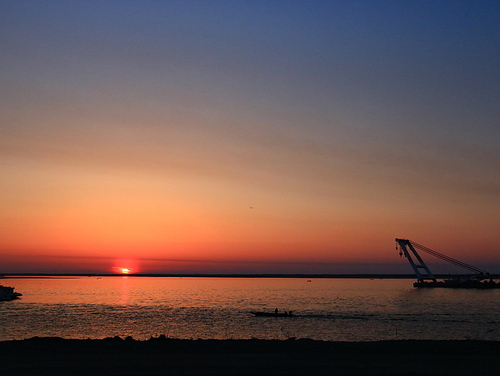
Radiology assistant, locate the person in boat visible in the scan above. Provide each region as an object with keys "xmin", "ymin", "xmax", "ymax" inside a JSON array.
[{"xmin": 275, "ymin": 308, "xmax": 278, "ymax": 314}]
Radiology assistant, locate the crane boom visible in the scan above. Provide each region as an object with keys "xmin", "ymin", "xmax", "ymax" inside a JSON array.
[{"xmin": 395, "ymin": 238, "xmax": 436, "ymax": 283}]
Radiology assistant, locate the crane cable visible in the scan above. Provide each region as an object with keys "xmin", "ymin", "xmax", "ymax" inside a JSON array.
[{"xmin": 409, "ymin": 240, "xmax": 488, "ymax": 274}]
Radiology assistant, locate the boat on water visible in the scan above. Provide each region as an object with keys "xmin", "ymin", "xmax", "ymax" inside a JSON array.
[
  {"xmin": 250, "ymin": 311, "xmax": 295, "ymax": 317},
  {"xmin": 396, "ymin": 238, "xmax": 500, "ymax": 289},
  {"xmin": 0, "ymin": 285, "xmax": 22, "ymax": 301}
]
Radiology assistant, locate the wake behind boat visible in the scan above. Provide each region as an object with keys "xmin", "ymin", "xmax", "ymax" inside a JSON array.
[{"xmin": 250, "ymin": 310, "xmax": 295, "ymax": 317}]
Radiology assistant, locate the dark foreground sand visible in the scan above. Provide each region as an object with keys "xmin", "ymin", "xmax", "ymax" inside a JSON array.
[{"xmin": 1, "ymin": 337, "xmax": 499, "ymax": 376}]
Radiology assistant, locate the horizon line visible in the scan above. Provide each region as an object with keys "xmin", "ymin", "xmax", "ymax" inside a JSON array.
[{"xmin": 3, "ymin": 272, "xmax": 498, "ymax": 279}]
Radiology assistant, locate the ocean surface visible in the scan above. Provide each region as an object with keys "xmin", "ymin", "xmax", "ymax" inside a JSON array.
[{"xmin": 1, "ymin": 277, "xmax": 499, "ymax": 342}]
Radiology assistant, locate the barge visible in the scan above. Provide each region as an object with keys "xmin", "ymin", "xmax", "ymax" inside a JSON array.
[{"xmin": 396, "ymin": 238, "xmax": 499, "ymax": 289}]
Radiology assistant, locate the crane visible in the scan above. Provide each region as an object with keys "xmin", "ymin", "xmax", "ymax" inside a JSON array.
[{"xmin": 395, "ymin": 238, "xmax": 498, "ymax": 288}]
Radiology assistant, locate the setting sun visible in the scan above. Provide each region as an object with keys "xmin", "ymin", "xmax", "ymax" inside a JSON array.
[{"xmin": 121, "ymin": 268, "xmax": 130, "ymax": 274}]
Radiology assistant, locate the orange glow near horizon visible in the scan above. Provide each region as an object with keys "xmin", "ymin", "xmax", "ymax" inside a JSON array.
[{"xmin": 3, "ymin": 171, "xmax": 497, "ymax": 272}]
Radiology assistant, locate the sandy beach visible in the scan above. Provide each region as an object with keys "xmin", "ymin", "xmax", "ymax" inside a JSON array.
[{"xmin": 1, "ymin": 337, "xmax": 499, "ymax": 375}]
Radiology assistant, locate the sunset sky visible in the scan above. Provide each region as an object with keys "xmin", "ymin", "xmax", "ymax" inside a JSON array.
[{"xmin": 1, "ymin": 1, "xmax": 499, "ymax": 274}]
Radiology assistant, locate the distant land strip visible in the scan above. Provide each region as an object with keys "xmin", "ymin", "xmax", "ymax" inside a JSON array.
[{"xmin": 2, "ymin": 273, "xmax": 499, "ymax": 279}]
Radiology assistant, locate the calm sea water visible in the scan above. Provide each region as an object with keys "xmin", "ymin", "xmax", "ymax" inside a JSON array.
[{"xmin": 1, "ymin": 277, "xmax": 499, "ymax": 342}]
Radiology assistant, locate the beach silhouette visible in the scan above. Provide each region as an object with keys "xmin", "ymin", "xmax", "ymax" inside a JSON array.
[{"xmin": 1, "ymin": 336, "xmax": 499, "ymax": 375}]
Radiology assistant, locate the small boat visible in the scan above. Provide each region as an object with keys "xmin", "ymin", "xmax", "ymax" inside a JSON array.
[
  {"xmin": 0, "ymin": 285, "xmax": 22, "ymax": 301},
  {"xmin": 250, "ymin": 311, "xmax": 294, "ymax": 317}
]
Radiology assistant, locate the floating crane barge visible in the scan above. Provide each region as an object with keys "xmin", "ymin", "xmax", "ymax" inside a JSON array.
[{"xmin": 396, "ymin": 238, "xmax": 500, "ymax": 288}]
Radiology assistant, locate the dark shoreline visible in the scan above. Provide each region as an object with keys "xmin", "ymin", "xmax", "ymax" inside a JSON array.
[{"xmin": 1, "ymin": 337, "xmax": 499, "ymax": 375}]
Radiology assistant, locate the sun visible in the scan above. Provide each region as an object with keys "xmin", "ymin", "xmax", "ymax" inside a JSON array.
[{"xmin": 112, "ymin": 259, "xmax": 139, "ymax": 275}]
